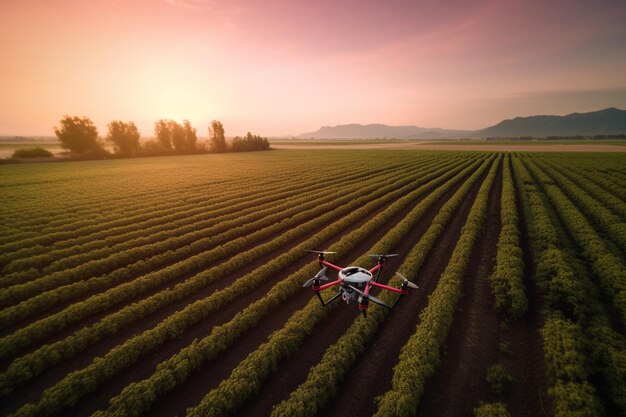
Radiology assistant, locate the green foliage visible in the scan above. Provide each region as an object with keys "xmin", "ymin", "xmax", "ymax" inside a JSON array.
[
  {"xmin": 485, "ymin": 364, "xmax": 513, "ymax": 395},
  {"xmin": 11, "ymin": 147, "xmax": 53, "ymax": 158},
  {"xmin": 6, "ymin": 155, "xmax": 467, "ymax": 415},
  {"xmin": 473, "ymin": 402, "xmax": 511, "ymax": 417},
  {"xmin": 54, "ymin": 115, "xmax": 105, "ymax": 156},
  {"xmin": 152, "ymin": 119, "xmax": 198, "ymax": 153},
  {"xmin": 209, "ymin": 120, "xmax": 227, "ymax": 152},
  {"xmin": 232, "ymin": 132, "xmax": 270, "ymax": 152},
  {"xmin": 489, "ymin": 154, "xmax": 528, "ymax": 320},
  {"xmin": 188, "ymin": 154, "xmax": 488, "ymax": 416},
  {"xmin": 154, "ymin": 119, "xmax": 172, "ymax": 150},
  {"xmin": 106, "ymin": 120, "xmax": 140, "ymax": 156},
  {"xmin": 497, "ymin": 341, "xmax": 512, "ymax": 356}
]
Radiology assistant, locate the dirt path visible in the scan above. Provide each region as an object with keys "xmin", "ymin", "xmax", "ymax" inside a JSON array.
[{"xmin": 322, "ymin": 159, "xmax": 491, "ymax": 417}]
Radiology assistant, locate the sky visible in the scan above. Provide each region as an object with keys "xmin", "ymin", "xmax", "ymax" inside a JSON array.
[{"xmin": 1, "ymin": 0, "xmax": 625, "ymax": 137}]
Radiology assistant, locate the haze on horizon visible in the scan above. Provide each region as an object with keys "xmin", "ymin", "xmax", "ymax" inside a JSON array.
[{"xmin": 1, "ymin": 0, "xmax": 625, "ymax": 137}]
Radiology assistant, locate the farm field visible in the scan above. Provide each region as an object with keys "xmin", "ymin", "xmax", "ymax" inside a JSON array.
[{"xmin": 0, "ymin": 149, "xmax": 625, "ymax": 417}]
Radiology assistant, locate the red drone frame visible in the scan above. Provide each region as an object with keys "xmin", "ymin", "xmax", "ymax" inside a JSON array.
[{"xmin": 303, "ymin": 250, "xmax": 418, "ymax": 317}]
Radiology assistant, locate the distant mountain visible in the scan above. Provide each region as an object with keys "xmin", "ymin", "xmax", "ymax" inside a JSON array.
[
  {"xmin": 298, "ymin": 124, "xmax": 471, "ymax": 139},
  {"xmin": 298, "ymin": 108, "xmax": 626, "ymax": 139},
  {"xmin": 474, "ymin": 107, "xmax": 626, "ymax": 138}
]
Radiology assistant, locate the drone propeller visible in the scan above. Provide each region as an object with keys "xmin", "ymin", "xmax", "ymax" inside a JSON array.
[
  {"xmin": 348, "ymin": 285, "xmax": 392, "ymax": 309},
  {"xmin": 395, "ymin": 272, "xmax": 419, "ymax": 289},
  {"xmin": 306, "ymin": 250, "xmax": 337, "ymax": 255},
  {"xmin": 302, "ymin": 267, "xmax": 329, "ymax": 288},
  {"xmin": 368, "ymin": 253, "xmax": 399, "ymax": 258}
]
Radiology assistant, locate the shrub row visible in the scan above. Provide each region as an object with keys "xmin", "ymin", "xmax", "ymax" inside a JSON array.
[
  {"xmin": 489, "ymin": 154, "xmax": 528, "ymax": 320},
  {"xmin": 2, "ymin": 156, "xmax": 469, "ymax": 404},
  {"xmin": 0, "ymin": 159, "xmax": 389, "ymax": 276},
  {"xmin": 103, "ymin": 156, "xmax": 488, "ymax": 417},
  {"xmin": 0, "ymin": 159, "xmax": 417, "ymax": 317},
  {"xmin": 513, "ymin": 156, "xmax": 626, "ymax": 416},
  {"xmin": 536, "ymin": 159, "xmax": 626, "ymax": 250},
  {"xmin": 0, "ymin": 158, "xmax": 444, "ymax": 362},
  {"xmin": 267, "ymin": 157, "xmax": 495, "ymax": 417},
  {"xmin": 524, "ymin": 158, "xmax": 626, "ymax": 325},
  {"xmin": 553, "ymin": 163, "xmax": 626, "ymax": 220},
  {"xmin": 11, "ymin": 156, "xmax": 475, "ymax": 417},
  {"xmin": 372, "ymin": 154, "xmax": 500, "ymax": 417}
]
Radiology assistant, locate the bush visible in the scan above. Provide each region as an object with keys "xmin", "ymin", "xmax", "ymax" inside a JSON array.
[
  {"xmin": 11, "ymin": 147, "xmax": 53, "ymax": 158},
  {"xmin": 474, "ymin": 402, "xmax": 511, "ymax": 417},
  {"xmin": 486, "ymin": 364, "xmax": 513, "ymax": 395}
]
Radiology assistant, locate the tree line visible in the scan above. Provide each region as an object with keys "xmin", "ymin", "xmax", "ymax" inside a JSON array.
[{"xmin": 51, "ymin": 115, "xmax": 270, "ymax": 158}]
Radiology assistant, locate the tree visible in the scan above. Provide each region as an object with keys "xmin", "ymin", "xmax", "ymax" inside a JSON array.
[
  {"xmin": 209, "ymin": 120, "xmax": 227, "ymax": 152},
  {"xmin": 169, "ymin": 120, "xmax": 186, "ymax": 152},
  {"xmin": 154, "ymin": 119, "xmax": 172, "ymax": 150},
  {"xmin": 106, "ymin": 121, "xmax": 140, "ymax": 156},
  {"xmin": 54, "ymin": 115, "xmax": 105, "ymax": 156},
  {"xmin": 183, "ymin": 120, "xmax": 197, "ymax": 151},
  {"xmin": 232, "ymin": 132, "xmax": 271, "ymax": 152}
]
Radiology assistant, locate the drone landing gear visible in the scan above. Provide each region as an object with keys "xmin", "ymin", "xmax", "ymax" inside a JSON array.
[{"xmin": 314, "ymin": 289, "xmax": 342, "ymax": 307}]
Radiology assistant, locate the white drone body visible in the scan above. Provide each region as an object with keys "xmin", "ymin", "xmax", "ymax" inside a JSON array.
[{"xmin": 338, "ymin": 267, "xmax": 372, "ymax": 285}]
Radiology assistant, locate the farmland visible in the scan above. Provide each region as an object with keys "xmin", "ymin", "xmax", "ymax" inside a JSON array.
[{"xmin": 0, "ymin": 149, "xmax": 624, "ymax": 417}]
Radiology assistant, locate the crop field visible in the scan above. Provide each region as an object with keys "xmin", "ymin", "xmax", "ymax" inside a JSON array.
[{"xmin": 0, "ymin": 149, "xmax": 624, "ymax": 417}]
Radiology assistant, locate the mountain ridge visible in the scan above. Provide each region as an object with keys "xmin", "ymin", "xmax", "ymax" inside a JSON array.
[{"xmin": 298, "ymin": 107, "xmax": 626, "ymax": 139}]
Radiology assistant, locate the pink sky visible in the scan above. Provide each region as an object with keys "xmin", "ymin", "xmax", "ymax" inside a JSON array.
[{"xmin": 1, "ymin": 0, "xmax": 625, "ymax": 136}]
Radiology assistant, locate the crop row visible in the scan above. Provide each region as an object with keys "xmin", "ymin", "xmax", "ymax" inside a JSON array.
[
  {"xmin": 0, "ymin": 156, "xmax": 450, "ymax": 362},
  {"xmin": 265, "ymin": 156, "xmax": 496, "ymax": 417},
  {"xmin": 10, "ymin": 155, "xmax": 477, "ymax": 417},
  {"xmin": 534, "ymin": 159, "xmax": 626, "ymax": 251},
  {"xmin": 100, "ymin": 155, "xmax": 490, "ymax": 417},
  {"xmin": 0, "ymin": 158, "xmax": 420, "ymax": 311},
  {"xmin": 0, "ymin": 165, "xmax": 280, "ymax": 250},
  {"xmin": 372, "ymin": 154, "xmax": 500, "ymax": 417},
  {"xmin": 512, "ymin": 156, "xmax": 626, "ymax": 416},
  {"xmin": 548, "ymin": 162, "xmax": 626, "ymax": 220},
  {"xmin": 0, "ymin": 161, "xmax": 423, "ymax": 329},
  {"xmin": 2, "ymin": 156, "xmax": 472, "ymax": 407},
  {"xmin": 0, "ymin": 158, "xmax": 393, "ymax": 271},
  {"xmin": 523, "ymin": 158, "xmax": 626, "ymax": 325},
  {"xmin": 488, "ymin": 154, "xmax": 527, "ymax": 320}
]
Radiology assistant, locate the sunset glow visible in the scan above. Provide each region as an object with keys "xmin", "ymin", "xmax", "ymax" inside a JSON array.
[{"xmin": 1, "ymin": 0, "xmax": 625, "ymax": 136}]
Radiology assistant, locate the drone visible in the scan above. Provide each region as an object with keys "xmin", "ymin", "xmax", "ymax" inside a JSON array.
[{"xmin": 303, "ymin": 250, "xmax": 418, "ymax": 317}]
